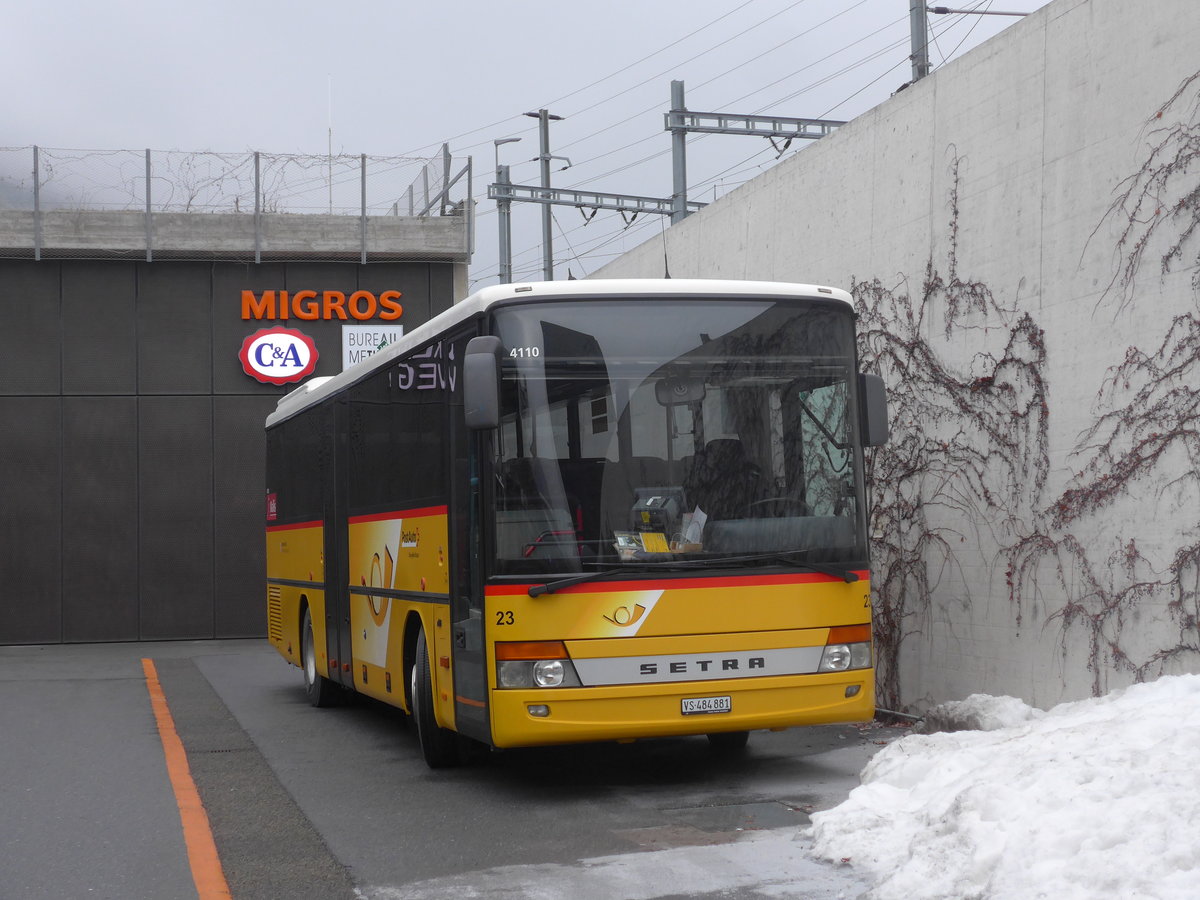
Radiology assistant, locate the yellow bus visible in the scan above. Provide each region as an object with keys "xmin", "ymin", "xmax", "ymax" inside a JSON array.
[{"xmin": 265, "ymin": 279, "xmax": 888, "ymax": 767}]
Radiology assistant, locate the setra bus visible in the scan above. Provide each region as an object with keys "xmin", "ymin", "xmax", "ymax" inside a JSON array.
[{"xmin": 264, "ymin": 279, "xmax": 888, "ymax": 767}]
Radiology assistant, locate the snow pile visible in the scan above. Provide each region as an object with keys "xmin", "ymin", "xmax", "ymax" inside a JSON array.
[
  {"xmin": 914, "ymin": 693, "xmax": 1042, "ymax": 734},
  {"xmin": 810, "ymin": 674, "xmax": 1200, "ymax": 900}
]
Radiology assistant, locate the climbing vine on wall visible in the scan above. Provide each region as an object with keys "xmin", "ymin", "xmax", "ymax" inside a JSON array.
[
  {"xmin": 854, "ymin": 155, "xmax": 1050, "ymax": 709},
  {"xmin": 852, "ymin": 74, "xmax": 1200, "ymax": 709},
  {"xmin": 1009, "ymin": 71, "xmax": 1200, "ymax": 694},
  {"xmin": 1095, "ymin": 71, "xmax": 1200, "ymax": 313}
]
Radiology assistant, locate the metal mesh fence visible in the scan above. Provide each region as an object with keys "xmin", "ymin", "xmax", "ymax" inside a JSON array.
[{"xmin": 0, "ymin": 146, "xmax": 473, "ymax": 262}]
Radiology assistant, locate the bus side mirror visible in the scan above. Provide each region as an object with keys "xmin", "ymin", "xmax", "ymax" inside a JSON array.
[
  {"xmin": 464, "ymin": 336, "xmax": 503, "ymax": 430},
  {"xmin": 859, "ymin": 373, "xmax": 889, "ymax": 447}
]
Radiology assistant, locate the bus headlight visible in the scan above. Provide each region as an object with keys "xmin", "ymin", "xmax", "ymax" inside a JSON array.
[
  {"xmin": 533, "ymin": 659, "xmax": 565, "ymax": 687},
  {"xmin": 820, "ymin": 644, "xmax": 853, "ymax": 671},
  {"xmin": 495, "ymin": 641, "xmax": 581, "ymax": 689},
  {"xmin": 819, "ymin": 625, "xmax": 873, "ymax": 672},
  {"xmin": 851, "ymin": 642, "xmax": 871, "ymax": 668},
  {"xmin": 498, "ymin": 660, "xmax": 534, "ymax": 688}
]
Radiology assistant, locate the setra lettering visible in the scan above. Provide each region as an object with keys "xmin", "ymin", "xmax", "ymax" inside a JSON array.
[{"xmin": 635, "ymin": 656, "xmax": 768, "ymax": 677}]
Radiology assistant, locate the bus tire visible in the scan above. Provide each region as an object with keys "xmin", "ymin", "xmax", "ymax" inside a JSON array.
[
  {"xmin": 706, "ymin": 730, "xmax": 750, "ymax": 753},
  {"xmin": 411, "ymin": 627, "xmax": 460, "ymax": 768},
  {"xmin": 302, "ymin": 607, "xmax": 340, "ymax": 708}
]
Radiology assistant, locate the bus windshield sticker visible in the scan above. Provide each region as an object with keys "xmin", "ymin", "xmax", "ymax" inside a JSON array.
[{"xmin": 640, "ymin": 532, "xmax": 671, "ymax": 553}]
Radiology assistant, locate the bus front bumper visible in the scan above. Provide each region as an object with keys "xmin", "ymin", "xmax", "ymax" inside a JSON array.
[{"xmin": 488, "ymin": 671, "xmax": 875, "ymax": 748}]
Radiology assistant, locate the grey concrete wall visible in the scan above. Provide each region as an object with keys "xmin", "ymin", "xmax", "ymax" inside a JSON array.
[
  {"xmin": 0, "ymin": 209, "xmax": 469, "ymax": 261},
  {"xmin": 595, "ymin": 0, "xmax": 1200, "ymax": 710}
]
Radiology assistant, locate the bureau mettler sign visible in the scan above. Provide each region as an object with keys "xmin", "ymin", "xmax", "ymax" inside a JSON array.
[{"xmin": 343, "ymin": 324, "xmax": 405, "ymax": 370}]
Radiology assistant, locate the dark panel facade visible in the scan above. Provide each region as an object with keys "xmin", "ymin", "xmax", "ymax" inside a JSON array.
[
  {"xmin": 62, "ymin": 263, "xmax": 137, "ymax": 395},
  {"xmin": 139, "ymin": 396, "xmax": 215, "ymax": 640},
  {"xmin": 428, "ymin": 264, "xmax": 457, "ymax": 319},
  {"xmin": 138, "ymin": 262, "xmax": 214, "ymax": 395},
  {"xmin": 0, "ymin": 258, "xmax": 455, "ymax": 643},
  {"xmin": 0, "ymin": 398, "xmax": 62, "ymax": 643},
  {"xmin": 0, "ymin": 261, "xmax": 60, "ymax": 396},
  {"xmin": 214, "ymin": 395, "xmax": 277, "ymax": 637},
  {"xmin": 62, "ymin": 397, "xmax": 139, "ymax": 642}
]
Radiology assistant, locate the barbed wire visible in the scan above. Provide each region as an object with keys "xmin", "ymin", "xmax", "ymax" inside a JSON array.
[
  {"xmin": 0, "ymin": 146, "xmax": 468, "ymax": 217},
  {"xmin": 0, "ymin": 146, "xmax": 475, "ymax": 264}
]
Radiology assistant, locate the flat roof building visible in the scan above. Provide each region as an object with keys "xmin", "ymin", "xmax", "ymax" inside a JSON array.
[{"xmin": 0, "ymin": 147, "xmax": 472, "ymax": 643}]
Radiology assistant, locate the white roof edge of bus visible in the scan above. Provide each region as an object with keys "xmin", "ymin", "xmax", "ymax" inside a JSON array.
[{"xmin": 266, "ymin": 278, "xmax": 851, "ymax": 428}]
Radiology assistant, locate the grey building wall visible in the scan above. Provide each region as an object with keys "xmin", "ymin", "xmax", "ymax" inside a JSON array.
[
  {"xmin": 594, "ymin": 0, "xmax": 1200, "ymax": 710},
  {"xmin": 0, "ymin": 259, "xmax": 457, "ymax": 643}
]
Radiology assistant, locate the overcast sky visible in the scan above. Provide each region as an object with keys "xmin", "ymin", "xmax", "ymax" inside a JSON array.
[{"xmin": 5, "ymin": 0, "xmax": 1048, "ymax": 289}]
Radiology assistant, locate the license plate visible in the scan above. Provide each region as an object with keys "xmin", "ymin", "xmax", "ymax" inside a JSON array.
[{"xmin": 681, "ymin": 695, "xmax": 731, "ymax": 716}]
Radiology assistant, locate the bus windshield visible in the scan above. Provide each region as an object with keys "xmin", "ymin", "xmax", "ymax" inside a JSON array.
[{"xmin": 489, "ymin": 297, "xmax": 867, "ymax": 578}]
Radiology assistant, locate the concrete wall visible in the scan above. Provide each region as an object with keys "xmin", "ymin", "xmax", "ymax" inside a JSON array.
[
  {"xmin": 0, "ymin": 207, "xmax": 472, "ymax": 305},
  {"xmin": 0, "ymin": 209, "xmax": 469, "ymax": 261},
  {"xmin": 595, "ymin": 0, "xmax": 1200, "ymax": 710}
]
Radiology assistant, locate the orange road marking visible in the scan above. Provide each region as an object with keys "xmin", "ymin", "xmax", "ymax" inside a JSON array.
[{"xmin": 142, "ymin": 658, "xmax": 233, "ymax": 900}]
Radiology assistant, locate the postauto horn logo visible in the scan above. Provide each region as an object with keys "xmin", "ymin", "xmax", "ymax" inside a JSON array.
[{"xmin": 239, "ymin": 326, "xmax": 319, "ymax": 385}]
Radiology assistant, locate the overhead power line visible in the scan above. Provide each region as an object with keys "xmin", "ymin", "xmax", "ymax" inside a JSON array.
[
  {"xmin": 494, "ymin": 2, "xmax": 1039, "ymax": 284},
  {"xmin": 554, "ymin": 0, "xmax": 872, "ymax": 160},
  {"xmin": 393, "ymin": 0, "xmax": 801, "ymax": 160}
]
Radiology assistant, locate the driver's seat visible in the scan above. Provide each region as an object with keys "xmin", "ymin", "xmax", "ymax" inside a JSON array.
[{"xmin": 683, "ymin": 439, "xmax": 760, "ymax": 519}]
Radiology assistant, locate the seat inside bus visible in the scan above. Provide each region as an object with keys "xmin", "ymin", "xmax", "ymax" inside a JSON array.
[{"xmin": 681, "ymin": 438, "xmax": 762, "ymax": 521}]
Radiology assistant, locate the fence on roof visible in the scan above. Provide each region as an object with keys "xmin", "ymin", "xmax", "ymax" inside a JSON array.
[{"xmin": 0, "ymin": 145, "xmax": 473, "ymax": 263}]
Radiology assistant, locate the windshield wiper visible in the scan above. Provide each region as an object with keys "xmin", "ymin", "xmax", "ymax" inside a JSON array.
[
  {"xmin": 753, "ymin": 552, "xmax": 859, "ymax": 582},
  {"xmin": 528, "ymin": 567, "xmax": 630, "ymax": 597},
  {"xmin": 526, "ymin": 552, "xmax": 857, "ymax": 596},
  {"xmin": 527, "ymin": 560, "xmax": 706, "ymax": 597}
]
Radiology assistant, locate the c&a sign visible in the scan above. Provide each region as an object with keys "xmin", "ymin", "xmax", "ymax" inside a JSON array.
[{"xmin": 239, "ymin": 327, "xmax": 319, "ymax": 385}]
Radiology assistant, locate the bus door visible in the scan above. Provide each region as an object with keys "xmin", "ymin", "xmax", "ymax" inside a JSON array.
[
  {"xmin": 448, "ymin": 328, "xmax": 491, "ymax": 744},
  {"xmin": 323, "ymin": 398, "xmax": 354, "ymax": 689}
]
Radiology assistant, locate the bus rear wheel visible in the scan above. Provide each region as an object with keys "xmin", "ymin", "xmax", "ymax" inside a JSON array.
[
  {"xmin": 302, "ymin": 607, "xmax": 340, "ymax": 708},
  {"xmin": 411, "ymin": 628, "xmax": 461, "ymax": 768}
]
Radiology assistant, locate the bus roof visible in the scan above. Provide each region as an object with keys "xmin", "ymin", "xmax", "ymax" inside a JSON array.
[{"xmin": 266, "ymin": 278, "xmax": 851, "ymax": 428}]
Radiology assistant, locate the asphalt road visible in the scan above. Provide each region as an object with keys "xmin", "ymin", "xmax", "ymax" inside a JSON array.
[{"xmin": 0, "ymin": 640, "xmax": 900, "ymax": 899}]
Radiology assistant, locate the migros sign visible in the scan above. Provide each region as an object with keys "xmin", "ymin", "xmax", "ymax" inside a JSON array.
[{"xmin": 242, "ymin": 289, "xmax": 403, "ymax": 321}]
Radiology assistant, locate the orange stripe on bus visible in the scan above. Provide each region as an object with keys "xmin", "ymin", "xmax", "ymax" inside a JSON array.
[
  {"xmin": 455, "ymin": 695, "xmax": 487, "ymax": 708},
  {"xmin": 265, "ymin": 519, "xmax": 323, "ymax": 533},
  {"xmin": 348, "ymin": 505, "xmax": 448, "ymax": 524},
  {"xmin": 485, "ymin": 571, "xmax": 870, "ymax": 596},
  {"xmin": 141, "ymin": 659, "xmax": 232, "ymax": 900}
]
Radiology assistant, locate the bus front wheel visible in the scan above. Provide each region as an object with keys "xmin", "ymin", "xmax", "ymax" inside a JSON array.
[
  {"xmin": 302, "ymin": 607, "xmax": 340, "ymax": 708},
  {"xmin": 411, "ymin": 628, "xmax": 461, "ymax": 768}
]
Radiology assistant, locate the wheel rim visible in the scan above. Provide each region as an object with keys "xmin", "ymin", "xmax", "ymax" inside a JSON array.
[
  {"xmin": 303, "ymin": 615, "xmax": 316, "ymax": 686},
  {"xmin": 410, "ymin": 652, "xmax": 419, "ymax": 718}
]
